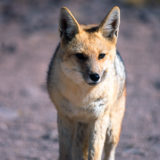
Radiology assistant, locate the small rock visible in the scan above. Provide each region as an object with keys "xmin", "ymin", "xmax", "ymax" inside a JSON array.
[
  {"xmin": 1, "ymin": 42, "xmax": 17, "ymax": 54},
  {"xmin": 147, "ymin": 135, "xmax": 160, "ymax": 144},
  {"xmin": 0, "ymin": 106, "xmax": 19, "ymax": 120},
  {"xmin": 154, "ymin": 80, "xmax": 160, "ymax": 91}
]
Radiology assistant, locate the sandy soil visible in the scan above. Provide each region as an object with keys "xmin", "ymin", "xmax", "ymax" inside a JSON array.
[{"xmin": 0, "ymin": 0, "xmax": 160, "ymax": 160}]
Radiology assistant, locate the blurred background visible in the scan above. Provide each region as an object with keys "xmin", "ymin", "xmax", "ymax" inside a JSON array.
[{"xmin": 0, "ymin": 0, "xmax": 160, "ymax": 160}]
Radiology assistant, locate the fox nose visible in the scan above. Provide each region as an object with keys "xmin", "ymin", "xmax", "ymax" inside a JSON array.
[{"xmin": 89, "ymin": 73, "xmax": 100, "ymax": 82}]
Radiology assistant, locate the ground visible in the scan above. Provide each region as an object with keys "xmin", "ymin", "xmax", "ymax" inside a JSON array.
[{"xmin": 0, "ymin": 0, "xmax": 160, "ymax": 160}]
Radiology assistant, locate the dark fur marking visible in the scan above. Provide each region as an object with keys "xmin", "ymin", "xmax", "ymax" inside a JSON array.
[
  {"xmin": 116, "ymin": 50, "xmax": 125, "ymax": 65},
  {"xmin": 114, "ymin": 50, "xmax": 126, "ymax": 99},
  {"xmin": 47, "ymin": 43, "xmax": 60, "ymax": 84},
  {"xmin": 62, "ymin": 30, "xmax": 77, "ymax": 42},
  {"xmin": 76, "ymin": 123, "xmax": 88, "ymax": 145},
  {"xmin": 85, "ymin": 26, "xmax": 99, "ymax": 33},
  {"xmin": 95, "ymin": 98, "xmax": 102, "ymax": 102}
]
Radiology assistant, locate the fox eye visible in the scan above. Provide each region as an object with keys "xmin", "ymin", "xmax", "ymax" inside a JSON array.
[
  {"xmin": 75, "ymin": 53, "xmax": 88, "ymax": 61},
  {"xmin": 98, "ymin": 53, "xmax": 106, "ymax": 60}
]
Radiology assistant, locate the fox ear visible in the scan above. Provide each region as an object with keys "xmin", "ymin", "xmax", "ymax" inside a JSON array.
[
  {"xmin": 59, "ymin": 7, "xmax": 80, "ymax": 41},
  {"xmin": 99, "ymin": 6, "xmax": 120, "ymax": 39}
]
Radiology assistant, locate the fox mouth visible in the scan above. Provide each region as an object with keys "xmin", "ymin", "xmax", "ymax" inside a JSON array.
[{"xmin": 88, "ymin": 82, "xmax": 99, "ymax": 86}]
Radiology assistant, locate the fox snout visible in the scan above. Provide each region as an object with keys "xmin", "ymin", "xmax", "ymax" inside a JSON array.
[
  {"xmin": 87, "ymin": 72, "xmax": 100, "ymax": 85},
  {"xmin": 84, "ymin": 69, "xmax": 107, "ymax": 85}
]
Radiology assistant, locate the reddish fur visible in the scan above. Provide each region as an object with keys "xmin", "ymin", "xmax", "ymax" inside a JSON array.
[{"xmin": 47, "ymin": 6, "xmax": 126, "ymax": 160}]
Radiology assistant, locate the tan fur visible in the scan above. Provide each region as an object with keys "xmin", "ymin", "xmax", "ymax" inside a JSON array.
[{"xmin": 47, "ymin": 6, "xmax": 126, "ymax": 160}]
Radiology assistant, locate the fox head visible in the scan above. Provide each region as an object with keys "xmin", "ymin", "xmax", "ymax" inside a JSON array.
[{"xmin": 59, "ymin": 6, "xmax": 120, "ymax": 86}]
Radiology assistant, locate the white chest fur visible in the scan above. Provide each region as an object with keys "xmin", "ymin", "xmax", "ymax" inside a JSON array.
[{"xmin": 58, "ymin": 93, "xmax": 108, "ymax": 121}]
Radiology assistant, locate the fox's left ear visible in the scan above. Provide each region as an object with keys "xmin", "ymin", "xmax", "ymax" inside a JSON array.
[{"xmin": 99, "ymin": 6, "xmax": 120, "ymax": 39}]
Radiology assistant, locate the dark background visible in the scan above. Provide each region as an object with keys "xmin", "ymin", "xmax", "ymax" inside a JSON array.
[{"xmin": 0, "ymin": 0, "xmax": 160, "ymax": 160}]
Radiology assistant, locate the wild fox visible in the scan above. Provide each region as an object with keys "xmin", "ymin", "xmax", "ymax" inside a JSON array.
[{"xmin": 47, "ymin": 6, "xmax": 126, "ymax": 160}]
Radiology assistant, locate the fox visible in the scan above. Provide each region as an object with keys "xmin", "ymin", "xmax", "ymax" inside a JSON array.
[{"xmin": 47, "ymin": 6, "xmax": 126, "ymax": 160}]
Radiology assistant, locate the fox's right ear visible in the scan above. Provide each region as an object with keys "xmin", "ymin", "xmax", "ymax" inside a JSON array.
[{"xmin": 59, "ymin": 7, "xmax": 80, "ymax": 41}]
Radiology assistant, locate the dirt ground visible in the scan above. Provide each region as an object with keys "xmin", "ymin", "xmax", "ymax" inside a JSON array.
[{"xmin": 0, "ymin": 0, "xmax": 160, "ymax": 160}]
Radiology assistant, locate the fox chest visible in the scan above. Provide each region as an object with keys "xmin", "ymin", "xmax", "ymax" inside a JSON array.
[{"xmin": 56, "ymin": 91, "xmax": 108, "ymax": 120}]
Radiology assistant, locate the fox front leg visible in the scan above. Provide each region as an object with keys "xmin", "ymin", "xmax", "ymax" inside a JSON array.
[
  {"xmin": 72, "ymin": 122, "xmax": 89, "ymax": 160},
  {"xmin": 88, "ymin": 114, "xmax": 109, "ymax": 160},
  {"xmin": 57, "ymin": 114, "xmax": 74, "ymax": 160},
  {"xmin": 104, "ymin": 89, "xmax": 126, "ymax": 160},
  {"xmin": 103, "ymin": 141, "xmax": 116, "ymax": 160}
]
